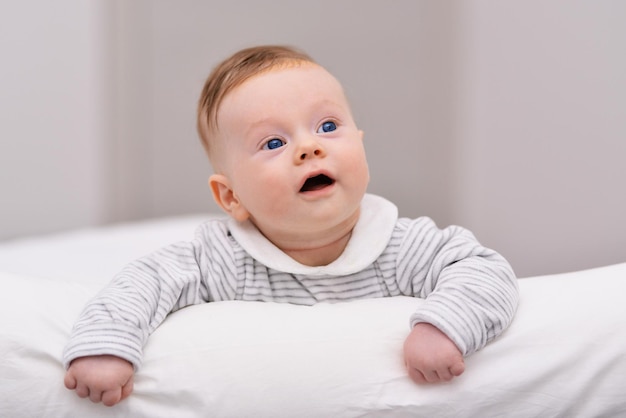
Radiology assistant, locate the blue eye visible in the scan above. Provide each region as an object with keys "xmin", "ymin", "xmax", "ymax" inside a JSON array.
[
  {"xmin": 264, "ymin": 138, "xmax": 285, "ymax": 150},
  {"xmin": 318, "ymin": 121, "xmax": 337, "ymax": 133}
]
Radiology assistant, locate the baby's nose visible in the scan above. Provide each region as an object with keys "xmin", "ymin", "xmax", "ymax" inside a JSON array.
[
  {"xmin": 295, "ymin": 139, "xmax": 326, "ymax": 162},
  {"xmin": 299, "ymin": 148, "xmax": 323, "ymax": 160}
]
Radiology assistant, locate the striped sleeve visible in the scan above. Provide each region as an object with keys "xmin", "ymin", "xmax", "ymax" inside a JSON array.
[
  {"xmin": 396, "ymin": 217, "xmax": 519, "ymax": 356},
  {"xmin": 62, "ymin": 220, "xmax": 238, "ymax": 370}
]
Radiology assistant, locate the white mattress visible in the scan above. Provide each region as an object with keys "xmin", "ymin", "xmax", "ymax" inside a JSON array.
[{"xmin": 1, "ymin": 215, "xmax": 625, "ymax": 417}]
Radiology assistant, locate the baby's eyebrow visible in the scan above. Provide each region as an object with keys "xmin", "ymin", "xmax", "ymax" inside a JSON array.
[
  {"xmin": 315, "ymin": 98, "xmax": 345, "ymax": 110},
  {"xmin": 244, "ymin": 117, "xmax": 278, "ymax": 137}
]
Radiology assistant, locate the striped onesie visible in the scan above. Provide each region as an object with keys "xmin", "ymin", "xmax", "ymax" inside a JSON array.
[{"xmin": 63, "ymin": 194, "xmax": 519, "ymax": 370}]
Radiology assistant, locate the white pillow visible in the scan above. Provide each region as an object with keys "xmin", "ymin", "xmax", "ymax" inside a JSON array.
[{"xmin": 1, "ymin": 263, "xmax": 626, "ymax": 417}]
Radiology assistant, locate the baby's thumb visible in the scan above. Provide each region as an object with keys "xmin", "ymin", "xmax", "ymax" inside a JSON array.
[
  {"xmin": 64, "ymin": 371, "xmax": 77, "ymax": 390},
  {"xmin": 450, "ymin": 359, "xmax": 465, "ymax": 377}
]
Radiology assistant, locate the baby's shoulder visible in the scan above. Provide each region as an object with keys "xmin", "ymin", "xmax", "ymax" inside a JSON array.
[
  {"xmin": 394, "ymin": 216, "xmax": 439, "ymax": 235},
  {"xmin": 194, "ymin": 217, "xmax": 230, "ymax": 233},
  {"xmin": 192, "ymin": 217, "xmax": 239, "ymax": 247}
]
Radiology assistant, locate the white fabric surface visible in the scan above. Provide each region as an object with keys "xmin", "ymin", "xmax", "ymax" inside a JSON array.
[{"xmin": 1, "ymin": 216, "xmax": 625, "ymax": 417}]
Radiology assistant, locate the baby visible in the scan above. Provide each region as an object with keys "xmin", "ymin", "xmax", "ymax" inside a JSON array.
[{"xmin": 63, "ymin": 45, "xmax": 519, "ymax": 406}]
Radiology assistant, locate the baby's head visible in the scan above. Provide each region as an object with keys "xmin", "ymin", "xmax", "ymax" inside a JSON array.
[{"xmin": 196, "ymin": 45, "xmax": 369, "ymax": 259}]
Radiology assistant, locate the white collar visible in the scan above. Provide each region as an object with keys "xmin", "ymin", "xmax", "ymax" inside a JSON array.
[{"xmin": 227, "ymin": 194, "xmax": 398, "ymax": 276}]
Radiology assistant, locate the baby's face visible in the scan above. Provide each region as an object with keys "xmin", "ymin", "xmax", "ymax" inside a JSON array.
[{"xmin": 213, "ymin": 63, "xmax": 369, "ymax": 242}]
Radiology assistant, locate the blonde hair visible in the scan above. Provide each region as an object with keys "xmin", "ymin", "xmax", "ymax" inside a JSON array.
[{"xmin": 197, "ymin": 45, "xmax": 315, "ymax": 159}]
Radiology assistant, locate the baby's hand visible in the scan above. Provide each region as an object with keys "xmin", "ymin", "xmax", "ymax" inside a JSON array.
[
  {"xmin": 403, "ymin": 323, "xmax": 465, "ymax": 384},
  {"xmin": 64, "ymin": 355, "xmax": 134, "ymax": 406}
]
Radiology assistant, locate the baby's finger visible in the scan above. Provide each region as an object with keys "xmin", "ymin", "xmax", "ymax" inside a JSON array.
[
  {"xmin": 407, "ymin": 366, "xmax": 427, "ymax": 384},
  {"xmin": 121, "ymin": 375, "xmax": 134, "ymax": 401},
  {"xmin": 63, "ymin": 372, "xmax": 77, "ymax": 390},
  {"xmin": 436, "ymin": 367, "xmax": 453, "ymax": 382},
  {"xmin": 421, "ymin": 368, "xmax": 441, "ymax": 383},
  {"xmin": 75, "ymin": 383, "xmax": 90, "ymax": 399},
  {"xmin": 102, "ymin": 389, "xmax": 122, "ymax": 407},
  {"xmin": 89, "ymin": 388, "xmax": 103, "ymax": 403}
]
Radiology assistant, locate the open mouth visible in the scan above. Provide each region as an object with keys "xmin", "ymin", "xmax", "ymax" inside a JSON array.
[{"xmin": 299, "ymin": 174, "xmax": 335, "ymax": 192}]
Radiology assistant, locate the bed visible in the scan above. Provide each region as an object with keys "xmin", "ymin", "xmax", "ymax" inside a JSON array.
[{"xmin": 1, "ymin": 214, "xmax": 625, "ymax": 417}]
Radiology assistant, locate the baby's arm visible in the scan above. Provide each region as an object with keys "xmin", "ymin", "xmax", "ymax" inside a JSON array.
[
  {"xmin": 397, "ymin": 218, "xmax": 519, "ymax": 382},
  {"xmin": 403, "ymin": 323, "xmax": 465, "ymax": 384},
  {"xmin": 63, "ymin": 240, "xmax": 207, "ymax": 405},
  {"xmin": 63, "ymin": 223, "xmax": 235, "ymax": 404},
  {"xmin": 64, "ymin": 355, "xmax": 134, "ymax": 406}
]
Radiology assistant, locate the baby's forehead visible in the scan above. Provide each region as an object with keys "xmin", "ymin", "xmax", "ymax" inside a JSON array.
[
  {"xmin": 228, "ymin": 62, "xmax": 342, "ymax": 99},
  {"xmin": 225, "ymin": 66, "xmax": 346, "ymax": 115}
]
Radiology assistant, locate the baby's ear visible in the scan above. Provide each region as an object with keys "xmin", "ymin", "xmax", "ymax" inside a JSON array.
[{"xmin": 208, "ymin": 174, "xmax": 250, "ymax": 222}]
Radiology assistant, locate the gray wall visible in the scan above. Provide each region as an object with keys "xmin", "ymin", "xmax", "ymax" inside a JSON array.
[{"xmin": 1, "ymin": 0, "xmax": 625, "ymax": 277}]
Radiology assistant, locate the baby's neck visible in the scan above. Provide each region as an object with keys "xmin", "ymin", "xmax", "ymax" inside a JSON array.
[
  {"xmin": 283, "ymin": 231, "xmax": 353, "ymax": 267},
  {"xmin": 251, "ymin": 208, "xmax": 360, "ymax": 267}
]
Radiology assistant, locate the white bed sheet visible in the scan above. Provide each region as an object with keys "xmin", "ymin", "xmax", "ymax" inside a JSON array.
[{"xmin": 1, "ymin": 216, "xmax": 625, "ymax": 417}]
